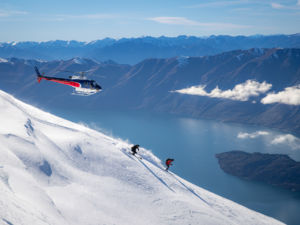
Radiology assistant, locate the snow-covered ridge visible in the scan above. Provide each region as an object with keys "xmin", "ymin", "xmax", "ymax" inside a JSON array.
[
  {"xmin": 1, "ymin": 33, "xmax": 300, "ymax": 48},
  {"xmin": 0, "ymin": 90, "xmax": 284, "ymax": 225}
]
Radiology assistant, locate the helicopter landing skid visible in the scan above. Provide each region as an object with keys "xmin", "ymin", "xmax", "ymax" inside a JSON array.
[{"xmin": 72, "ymin": 87, "xmax": 99, "ymax": 96}]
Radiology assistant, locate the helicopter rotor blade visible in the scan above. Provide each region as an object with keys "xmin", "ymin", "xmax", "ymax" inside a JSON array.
[
  {"xmin": 57, "ymin": 70, "xmax": 75, "ymax": 73},
  {"xmin": 57, "ymin": 68, "xmax": 97, "ymax": 74}
]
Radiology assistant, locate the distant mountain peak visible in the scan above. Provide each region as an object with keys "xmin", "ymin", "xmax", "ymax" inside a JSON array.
[{"xmin": 1, "ymin": 34, "xmax": 300, "ymax": 64}]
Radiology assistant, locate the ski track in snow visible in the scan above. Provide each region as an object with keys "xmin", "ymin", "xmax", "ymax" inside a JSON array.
[{"xmin": 0, "ymin": 90, "xmax": 285, "ymax": 225}]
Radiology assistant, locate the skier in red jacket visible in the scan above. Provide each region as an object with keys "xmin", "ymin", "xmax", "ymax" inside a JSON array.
[{"xmin": 165, "ymin": 158, "xmax": 174, "ymax": 171}]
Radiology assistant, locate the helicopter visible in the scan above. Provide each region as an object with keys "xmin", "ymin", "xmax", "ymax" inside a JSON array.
[{"xmin": 34, "ymin": 66, "xmax": 102, "ymax": 96}]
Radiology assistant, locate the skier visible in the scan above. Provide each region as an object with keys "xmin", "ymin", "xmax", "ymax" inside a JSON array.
[
  {"xmin": 165, "ymin": 158, "xmax": 174, "ymax": 171},
  {"xmin": 131, "ymin": 144, "xmax": 140, "ymax": 156}
]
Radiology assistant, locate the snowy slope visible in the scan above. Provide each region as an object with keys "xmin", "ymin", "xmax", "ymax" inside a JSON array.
[{"xmin": 0, "ymin": 90, "xmax": 284, "ymax": 225}]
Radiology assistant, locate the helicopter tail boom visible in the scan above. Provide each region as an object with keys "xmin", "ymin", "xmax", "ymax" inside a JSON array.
[
  {"xmin": 34, "ymin": 66, "xmax": 43, "ymax": 83},
  {"xmin": 34, "ymin": 66, "xmax": 42, "ymax": 76}
]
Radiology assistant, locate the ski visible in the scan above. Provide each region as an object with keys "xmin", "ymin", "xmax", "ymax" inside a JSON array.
[
  {"xmin": 132, "ymin": 153, "xmax": 142, "ymax": 160},
  {"xmin": 120, "ymin": 147, "xmax": 142, "ymax": 160}
]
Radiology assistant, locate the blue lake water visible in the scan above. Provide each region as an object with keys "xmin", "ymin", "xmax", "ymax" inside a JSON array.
[{"xmin": 52, "ymin": 108, "xmax": 300, "ymax": 225}]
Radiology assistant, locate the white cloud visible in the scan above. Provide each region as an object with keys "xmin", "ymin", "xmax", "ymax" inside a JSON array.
[
  {"xmin": 185, "ymin": 1, "xmax": 247, "ymax": 8},
  {"xmin": 174, "ymin": 80, "xmax": 272, "ymax": 101},
  {"xmin": 261, "ymin": 85, "xmax": 300, "ymax": 105},
  {"xmin": 147, "ymin": 17, "xmax": 249, "ymax": 29},
  {"xmin": 55, "ymin": 13, "xmax": 118, "ymax": 21},
  {"xmin": 271, "ymin": 134, "xmax": 300, "ymax": 150},
  {"xmin": 148, "ymin": 17, "xmax": 199, "ymax": 25},
  {"xmin": 237, "ymin": 131, "xmax": 270, "ymax": 139},
  {"xmin": 237, "ymin": 131, "xmax": 300, "ymax": 150},
  {"xmin": 271, "ymin": 2, "xmax": 300, "ymax": 9},
  {"xmin": 271, "ymin": 3, "xmax": 285, "ymax": 9},
  {"xmin": 0, "ymin": 10, "xmax": 28, "ymax": 17}
]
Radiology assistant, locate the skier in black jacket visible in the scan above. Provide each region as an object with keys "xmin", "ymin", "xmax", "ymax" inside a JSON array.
[{"xmin": 131, "ymin": 144, "xmax": 140, "ymax": 156}]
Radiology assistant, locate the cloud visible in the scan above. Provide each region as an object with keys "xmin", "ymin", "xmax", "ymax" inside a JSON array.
[
  {"xmin": 237, "ymin": 131, "xmax": 270, "ymax": 139},
  {"xmin": 148, "ymin": 17, "xmax": 199, "ymax": 26},
  {"xmin": 230, "ymin": 7, "xmax": 252, "ymax": 12},
  {"xmin": 174, "ymin": 80, "xmax": 272, "ymax": 101},
  {"xmin": 55, "ymin": 13, "xmax": 118, "ymax": 21},
  {"xmin": 271, "ymin": 134, "xmax": 300, "ymax": 150},
  {"xmin": 0, "ymin": 10, "xmax": 28, "ymax": 17},
  {"xmin": 147, "ymin": 17, "xmax": 249, "ymax": 29},
  {"xmin": 271, "ymin": 3, "xmax": 285, "ymax": 9},
  {"xmin": 238, "ymin": 131, "xmax": 300, "ymax": 150},
  {"xmin": 185, "ymin": 1, "xmax": 247, "ymax": 8},
  {"xmin": 271, "ymin": 2, "xmax": 300, "ymax": 9},
  {"xmin": 261, "ymin": 85, "xmax": 300, "ymax": 105}
]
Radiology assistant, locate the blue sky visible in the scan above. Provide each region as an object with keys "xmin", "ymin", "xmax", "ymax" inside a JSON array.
[{"xmin": 0, "ymin": 0, "xmax": 299, "ymax": 42}]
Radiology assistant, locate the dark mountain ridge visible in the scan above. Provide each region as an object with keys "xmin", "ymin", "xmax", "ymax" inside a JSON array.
[{"xmin": 0, "ymin": 48, "xmax": 299, "ymax": 135}]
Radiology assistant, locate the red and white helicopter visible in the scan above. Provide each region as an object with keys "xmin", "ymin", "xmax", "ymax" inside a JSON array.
[{"xmin": 35, "ymin": 66, "xmax": 102, "ymax": 96}]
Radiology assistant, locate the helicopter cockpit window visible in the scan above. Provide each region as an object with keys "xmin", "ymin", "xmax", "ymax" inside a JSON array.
[{"xmin": 81, "ymin": 81, "xmax": 88, "ymax": 88}]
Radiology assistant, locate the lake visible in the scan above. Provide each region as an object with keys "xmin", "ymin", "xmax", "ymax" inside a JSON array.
[{"xmin": 52, "ymin": 108, "xmax": 300, "ymax": 225}]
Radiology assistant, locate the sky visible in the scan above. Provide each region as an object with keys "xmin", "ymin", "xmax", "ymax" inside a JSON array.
[{"xmin": 0, "ymin": 0, "xmax": 299, "ymax": 42}]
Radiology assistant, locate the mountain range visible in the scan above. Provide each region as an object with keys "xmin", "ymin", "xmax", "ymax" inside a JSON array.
[
  {"xmin": 1, "ymin": 34, "xmax": 300, "ymax": 64},
  {"xmin": 0, "ymin": 48, "xmax": 299, "ymax": 135}
]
